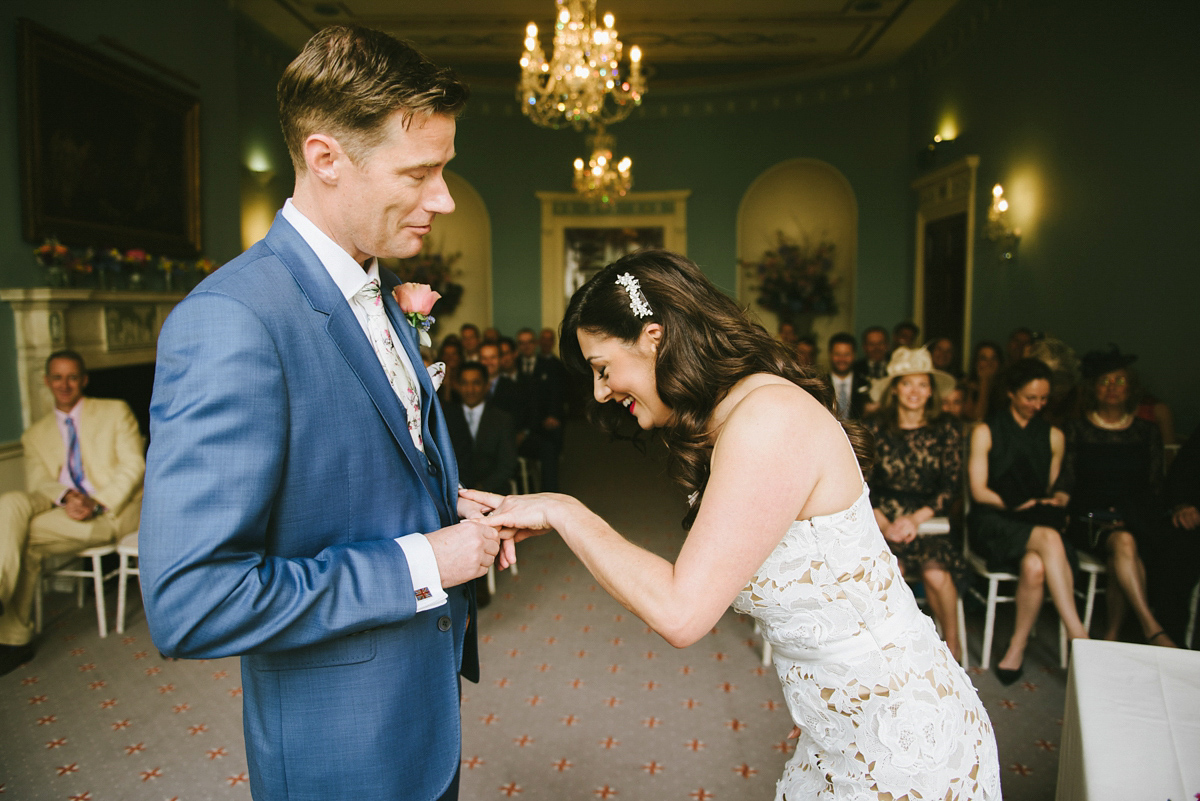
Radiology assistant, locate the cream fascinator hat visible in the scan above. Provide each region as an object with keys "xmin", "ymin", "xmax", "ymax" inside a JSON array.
[{"xmin": 869, "ymin": 346, "xmax": 957, "ymax": 403}]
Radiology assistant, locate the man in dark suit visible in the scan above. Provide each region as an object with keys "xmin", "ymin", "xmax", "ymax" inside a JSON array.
[
  {"xmin": 480, "ymin": 341, "xmax": 522, "ymax": 421},
  {"xmin": 445, "ymin": 363, "xmax": 518, "ymax": 497},
  {"xmin": 853, "ymin": 325, "xmax": 890, "ymax": 381},
  {"xmin": 828, "ymin": 332, "xmax": 872, "ymax": 420},
  {"xmin": 140, "ymin": 26, "xmax": 503, "ymax": 801},
  {"xmin": 515, "ymin": 327, "xmax": 567, "ymax": 491}
]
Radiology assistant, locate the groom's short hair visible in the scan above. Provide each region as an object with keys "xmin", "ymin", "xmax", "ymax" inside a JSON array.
[{"xmin": 278, "ymin": 25, "xmax": 469, "ymax": 172}]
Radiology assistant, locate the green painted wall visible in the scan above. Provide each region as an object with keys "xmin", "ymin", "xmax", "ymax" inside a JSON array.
[
  {"xmin": 455, "ymin": 78, "xmax": 915, "ymax": 339},
  {"xmin": 907, "ymin": 0, "xmax": 1200, "ymax": 434}
]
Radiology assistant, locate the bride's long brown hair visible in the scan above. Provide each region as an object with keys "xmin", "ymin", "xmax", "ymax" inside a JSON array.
[{"xmin": 561, "ymin": 249, "xmax": 873, "ymax": 528}]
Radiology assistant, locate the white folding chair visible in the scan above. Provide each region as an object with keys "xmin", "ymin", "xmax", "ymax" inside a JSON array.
[
  {"xmin": 115, "ymin": 530, "xmax": 140, "ymax": 634},
  {"xmin": 910, "ymin": 517, "xmax": 969, "ymax": 669},
  {"xmin": 963, "ymin": 531, "xmax": 1068, "ymax": 670},
  {"xmin": 36, "ymin": 543, "xmax": 119, "ymax": 638},
  {"xmin": 1076, "ymin": 550, "xmax": 1106, "ymax": 634}
]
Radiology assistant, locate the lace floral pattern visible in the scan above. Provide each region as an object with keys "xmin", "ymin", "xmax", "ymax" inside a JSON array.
[{"xmin": 732, "ymin": 485, "xmax": 1001, "ymax": 800}]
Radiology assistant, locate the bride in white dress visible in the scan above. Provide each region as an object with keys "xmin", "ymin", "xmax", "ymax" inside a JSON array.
[{"xmin": 467, "ymin": 250, "xmax": 1000, "ymax": 800}]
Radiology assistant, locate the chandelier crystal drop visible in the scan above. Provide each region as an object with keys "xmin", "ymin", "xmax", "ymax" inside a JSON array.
[
  {"xmin": 518, "ymin": 0, "xmax": 646, "ymax": 130},
  {"xmin": 572, "ymin": 125, "xmax": 632, "ymax": 203}
]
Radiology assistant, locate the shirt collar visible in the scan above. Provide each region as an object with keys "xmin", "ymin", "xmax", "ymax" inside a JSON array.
[
  {"xmin": 282, "ymin": 198, "xmax": 379, "ymax": 301},
  {"xmin": 54, "ymin": 399, "xmax": 85, "ymax": 424}
]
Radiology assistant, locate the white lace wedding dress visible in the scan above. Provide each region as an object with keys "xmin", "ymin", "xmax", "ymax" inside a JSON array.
[{"xmin": 732, "ymin": 483, "xmax": 1001, "ymax": 800}]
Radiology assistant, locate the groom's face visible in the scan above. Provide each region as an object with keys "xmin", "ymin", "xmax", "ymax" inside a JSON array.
[{"xmin": 332, "ymin": 111, "xmax": 457, "ymax": 263}]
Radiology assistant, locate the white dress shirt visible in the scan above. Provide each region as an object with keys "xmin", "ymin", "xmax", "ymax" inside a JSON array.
[
  {"xmin": 282, "ymin": 199, "xmax": 446, "ymax": 611},
  {"xmin": 831, "ymin": 373, "xmax": 853, "ymax": 420},
  {"xmin": 462, "ymin": 401, "xmax": 485, "ymax": 440}
]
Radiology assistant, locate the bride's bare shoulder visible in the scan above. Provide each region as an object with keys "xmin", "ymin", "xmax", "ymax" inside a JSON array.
[{"xmin": 715, "ymin": 376, "xmax": 839, "ymax": 444}]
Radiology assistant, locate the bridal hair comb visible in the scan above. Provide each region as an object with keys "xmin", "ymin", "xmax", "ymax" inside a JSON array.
[{"xmin": 615, "ymin": 273, "xmax": 653, "ymax": 318}]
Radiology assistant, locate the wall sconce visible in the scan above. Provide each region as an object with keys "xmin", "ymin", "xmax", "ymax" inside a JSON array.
[
  {"xmin": 984, "ymin": 183, "xmax": 1021, "ymax": 260},
  {"xmin": 245, "ymin": 165, "xmax": 275, "ymax": 187}
]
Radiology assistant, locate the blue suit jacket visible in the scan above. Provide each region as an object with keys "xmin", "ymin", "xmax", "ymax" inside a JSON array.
[{"xmin": 141, "ymin": 214, "xmax": 475, "ymax": 801}]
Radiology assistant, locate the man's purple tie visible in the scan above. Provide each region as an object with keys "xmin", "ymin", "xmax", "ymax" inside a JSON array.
[{"xmin": 64, "ymin": 416, "xmax": 86, "ymax": 491}]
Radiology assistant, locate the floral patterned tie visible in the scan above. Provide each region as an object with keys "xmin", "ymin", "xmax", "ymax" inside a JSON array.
[{"xmin": 353, "ymin": 280, "xmax": 424, "ymax": 452}]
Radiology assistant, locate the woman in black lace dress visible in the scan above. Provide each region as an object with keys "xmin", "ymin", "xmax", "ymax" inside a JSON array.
[
  {"xmin": 1062, "ymin": 348, "xmax": 1176, "ymax": 647},
  {"xmin": 866, "ymin": 347, "xmax": 965, "ymax": 657}
]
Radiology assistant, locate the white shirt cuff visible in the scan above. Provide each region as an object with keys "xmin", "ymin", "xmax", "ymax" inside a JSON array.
[{"xmin": 394, "ymin": 533, "xmax": 448, "ymax": 611}]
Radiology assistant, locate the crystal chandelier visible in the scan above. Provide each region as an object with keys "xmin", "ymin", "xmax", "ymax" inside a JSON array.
[
  {"xmin": 572, "ymin": 125, "xmax": 632, "ymax": 202},
  {"xmin": 518, "ymin": 0, "xmax": 646, "ymax": 130}
]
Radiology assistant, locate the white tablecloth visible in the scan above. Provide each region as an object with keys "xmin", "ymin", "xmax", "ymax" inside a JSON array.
[{"xmin": 1057, "ymin": 639, "xmax": 1200, "ymax": 801}]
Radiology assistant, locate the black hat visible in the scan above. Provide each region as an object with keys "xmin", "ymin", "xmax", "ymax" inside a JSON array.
[{"xmin": 1080, "ymin": 344, "xmax": 1137, "ymax": 380}]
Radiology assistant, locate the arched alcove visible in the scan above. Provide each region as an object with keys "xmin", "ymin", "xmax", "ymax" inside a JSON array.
[{"xmin": 736, "ymin": 159, "xmax": 858, "ymax": 358}]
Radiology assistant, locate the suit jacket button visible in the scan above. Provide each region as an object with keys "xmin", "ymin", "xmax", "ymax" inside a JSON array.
[
  {"xmin": 437, "ymin": 615, "xmax": 452, "ymax": 632},
  {"xmin": 428, "ymin": 462, "xmax": 440, "ymax": 477}
]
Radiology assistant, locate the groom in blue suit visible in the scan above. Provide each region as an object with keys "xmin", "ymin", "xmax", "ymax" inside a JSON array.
[{"xmin": 141, "ymin": 27, "xmax": 502, "ymax": 801}]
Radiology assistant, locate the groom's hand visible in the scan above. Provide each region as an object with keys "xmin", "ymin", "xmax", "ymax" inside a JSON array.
[{"xmin": 426, "ymin": 520, "xmax": 501, "ymax": 588}]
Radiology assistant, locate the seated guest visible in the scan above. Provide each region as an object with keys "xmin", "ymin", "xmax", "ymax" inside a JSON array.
[
  {"xmin": 968, "ymin": 358, "xmax": 1089, "ymax": 683},
  {"xmin": 892, "ymin": 321, "xmax": 919, "ymax": 349},
  {"xmin": 853, "ymin": 325, "xmax": 890, "ymax": 380},
  {"xmin": 1150, "ymin": 425, "xmax": 1200, "ymax": 645},
  {"xmin": 865, "ymin": 347, "xmax": 965, "ymax": 657},
  {"xmin": 460, "ymin": 322, "xmax": 482, "ymax": 361},
  {"xmin": 436, "ymin": 337, "xmax": 463, "ymax": 405},
  {"xmin": 777, "ymin": 320, "xmax": 798, "ymax": 346},
  {"xmin": 941, "ymin": 380, "xmax": 968, "ymax": 424},
  {"xmin": 1061, "ymin": 347, "xmax": 1175, "ymax": 647},
  {"xmin": 445, "ymin": 363, "xmax": 518, "ymax": 496},
  {"xmin": 794, "ymin": 335, "xmax": 817, "ymax": 368},
  {"xmin": 514, "ymin": 328, "xmax": 567, "ymax": 492},
  {"xmin": 1006, "ymin": 327, "xmax": 1033, "ymax": 364},
  {"xmin": 498, "ymin": 336, "xmax": 519, "ymax": 382},
  {"xmin": 445, "ymin": 362, "xmax": 518, "ymax": 608},
  {"xmin": 482, "ymin": 326, "xmax": 501, "ymax": 345},
  {"xmin": 827, "ymin": 332, "xmax": 871, "ymax": 421},
  {"xmin": 928, "ymin": 336, "xmax": 962, "ymax": 378},
  {"xmin": 1028, "ymin": 335, "xmax": 1080, "ymax": 428},
  {"xmin": 479, "ymin": 342, "xmax": 521, "ymax": 420},
  {"xmin": 963, "ymin": 340, "xmax": 1004, "ymax": 422},
  {"xmin": 0, "ymin": 351, "xmax": 145, "ymax": 675}
]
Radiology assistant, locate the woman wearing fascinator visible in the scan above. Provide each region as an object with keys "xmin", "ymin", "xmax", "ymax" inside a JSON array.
[
  {"xmin": 863, "ymin": 346, "xmax": 967, "ymax": 660},
  {"xmin": 465, "ymin": 250, "xmax": 1000, "ymax": 800}
]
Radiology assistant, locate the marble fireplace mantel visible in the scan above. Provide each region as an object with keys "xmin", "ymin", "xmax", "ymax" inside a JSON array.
[{"xmin": 1, "ymin": 288, "xmax": 186, "ymax": 430}]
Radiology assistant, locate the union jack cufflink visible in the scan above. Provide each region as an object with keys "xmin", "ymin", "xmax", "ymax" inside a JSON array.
[{"xmin": 415, "ymin": 587, "xmax": 432, "ymax": 601}]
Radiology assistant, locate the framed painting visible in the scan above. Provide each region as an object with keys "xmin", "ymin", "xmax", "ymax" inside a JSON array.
[{"xmin": 18, "ymin": 19, "xmax": 202, "ymax": 256}]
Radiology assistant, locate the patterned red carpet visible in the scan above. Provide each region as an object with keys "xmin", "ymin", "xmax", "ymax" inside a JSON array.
[{"xmin": 1, "ymin": 421, "xmax": 1071, "ymax": 799}]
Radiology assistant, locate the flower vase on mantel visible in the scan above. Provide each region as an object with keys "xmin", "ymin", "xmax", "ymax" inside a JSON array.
[
  {"xmin": 127, "ymin": 271, "xmax": 145, "ymax": 291},
  {"xmin": 45, "ymin": 264, "xmax": 69, "ymax": 289}
]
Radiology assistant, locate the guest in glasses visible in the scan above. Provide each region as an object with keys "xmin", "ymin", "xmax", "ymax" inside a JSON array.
[{"xmin": 1061, "ymin": 347, "xmax": 1175, "ymax": 647}]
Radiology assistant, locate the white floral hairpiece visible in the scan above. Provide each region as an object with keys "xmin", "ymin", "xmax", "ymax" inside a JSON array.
[{"xmin": 615, "ymin": 273, "xmax": 653, "ymax": 318}]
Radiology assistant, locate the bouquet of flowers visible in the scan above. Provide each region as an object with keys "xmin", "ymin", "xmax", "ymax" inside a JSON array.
[
  {"xmin": 740, "ymin": 232, "xmax": 838, "ymax": 319},
  {"xmin": 33, "ymin": 239, "xmax": 93, "ymax": 286},
  {"xmin": 387, "ymin": 249, "xmax": 463, "ymax": 319}
]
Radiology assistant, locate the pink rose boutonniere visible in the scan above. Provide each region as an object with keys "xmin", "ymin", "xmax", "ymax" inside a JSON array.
[{"xmin": 393, "ymin": 282, "xmax": 441, "ymax": 347}]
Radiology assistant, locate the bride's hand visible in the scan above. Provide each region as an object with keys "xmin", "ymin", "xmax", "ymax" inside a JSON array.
[{"xmin": 786, "ymin": 725, "xmax": 802, "ymax": 740}]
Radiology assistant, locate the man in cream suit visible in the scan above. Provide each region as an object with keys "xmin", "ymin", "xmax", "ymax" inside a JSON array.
[
  {"xmin": 141, "ymin": 26, "xmax": 504, "ymax": 801},
  {"xmin": 0, "ymin": 350, "xmax": 144, "ymax": 675}
]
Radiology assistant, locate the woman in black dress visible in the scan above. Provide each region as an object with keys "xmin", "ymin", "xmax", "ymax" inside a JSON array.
[
  {"xmin": 866, "ymin": 347, "xmax": 965, "ymax": 657},
  {"xmin": 1062, "ymin": 348, "xmax": 1175, "ymax": 647},
  {"xmin": 967, "ymin": 358, "xmax": 1089, "ymax": 683}
]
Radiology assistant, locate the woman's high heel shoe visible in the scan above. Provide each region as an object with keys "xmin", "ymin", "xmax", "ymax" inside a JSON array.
[{"xmin": 993, "ymin": 663, "xmax": 1023, "ymax": 686}]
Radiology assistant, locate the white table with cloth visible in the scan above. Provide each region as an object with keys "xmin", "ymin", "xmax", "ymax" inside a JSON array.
[{"xmin": 1056, "ymin": 639, "xmax": 1200, "ymax": 801}]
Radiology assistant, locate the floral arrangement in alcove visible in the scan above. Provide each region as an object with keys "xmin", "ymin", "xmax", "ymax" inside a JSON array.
[
  {"xmin": 739, "ymin": 231, "xmax": 838, "ymax": 321},
  {"xmin": 383, "ymin": 247, "xmax": 464, "ymax": 325}
]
